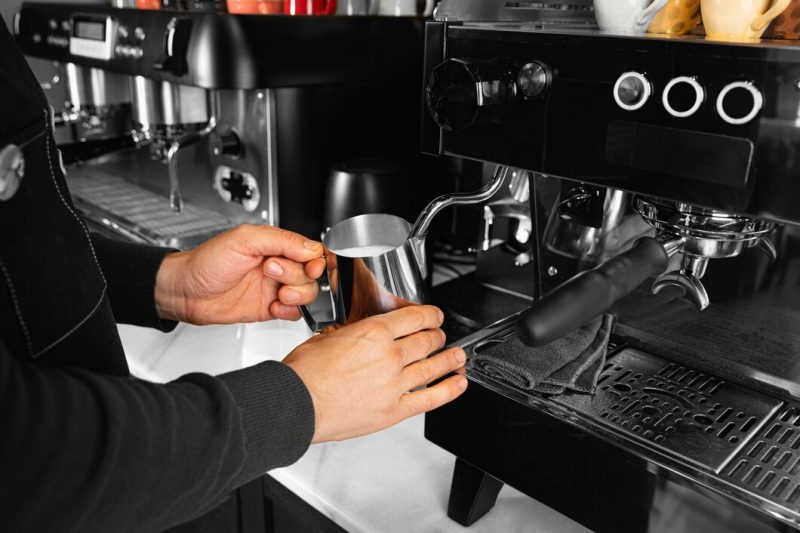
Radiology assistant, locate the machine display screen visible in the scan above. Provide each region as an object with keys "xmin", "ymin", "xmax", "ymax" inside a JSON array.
[{"xmin": 73, "ymin": 17, "xmax": 106, "ymax": 41}]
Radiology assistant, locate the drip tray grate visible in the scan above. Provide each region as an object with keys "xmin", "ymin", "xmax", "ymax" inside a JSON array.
[
  {"xmin": 553, "ymin": 349, "xmax": 782, "ymax": 472},
  {"xmin": 727, "ymin": 405, "xmax": 800, "ymax": 508},
  {"xmin": 67, "ymin": 168, "xmax": 235, "ymax": 248}
]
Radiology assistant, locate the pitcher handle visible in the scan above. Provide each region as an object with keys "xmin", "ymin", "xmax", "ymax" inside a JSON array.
[
  {"xmin": 299, "ymin": 303, "xmax": 335, "ymax": 333},
  {"xmin": 752, "ymin": 0, "xmax": 791, "ymax": 31},
  {"xmin": 298, "ymin": 273, "xmax": 337, "ymax": 333}
]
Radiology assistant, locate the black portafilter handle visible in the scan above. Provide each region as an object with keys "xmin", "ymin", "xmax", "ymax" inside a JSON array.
[{"xmin": 516, "ymin": 237, "xmax": 670, "ymax": 347}]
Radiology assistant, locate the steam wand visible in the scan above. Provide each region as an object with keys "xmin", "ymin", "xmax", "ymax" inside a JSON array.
[{"xmin": 408, "ymin": 165, "xmax": 510, "ymax": 278}]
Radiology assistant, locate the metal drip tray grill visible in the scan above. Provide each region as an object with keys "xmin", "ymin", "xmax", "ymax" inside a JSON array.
[
  {"xmin": 726, "ymin": 405, "xmax": 800, "ymax": 509},
  {"xmin": 67, "ymin": 169, "xmax": 235, "ymax": 248},
  {"xmin": 554, "ymin": 349, "xmax": 782, "ymax": 472}
]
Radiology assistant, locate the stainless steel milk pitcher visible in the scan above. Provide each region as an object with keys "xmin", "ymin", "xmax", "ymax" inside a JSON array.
[{"xmin": 300, "ymin": 166, "xmax": 509, "ymax": 332}]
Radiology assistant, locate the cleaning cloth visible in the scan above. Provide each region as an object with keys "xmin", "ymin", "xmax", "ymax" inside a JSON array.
[{"xmin": 471, "ymin": 313, "xmax": 616, "ymax": 395}]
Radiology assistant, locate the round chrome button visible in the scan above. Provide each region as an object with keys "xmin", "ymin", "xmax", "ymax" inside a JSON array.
[
  {"xmin": 517, "ymin": 61, "xmax": 551, "ymax": 99},
  {"xmin": 663, "ymin": 76, "xmax": 705, "ymax": 118},
  {"xmin": 716, "ymin": 81, "xmax": 763, "ymax": 126},
  {"xmin": 613, "ymin": 71, "xmax": 652, "ymax": 111}
]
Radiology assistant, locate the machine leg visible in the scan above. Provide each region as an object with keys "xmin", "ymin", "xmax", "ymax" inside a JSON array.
[{"xmin": 447, "ymin": 457, "xmax": 504, "ymax": 527}]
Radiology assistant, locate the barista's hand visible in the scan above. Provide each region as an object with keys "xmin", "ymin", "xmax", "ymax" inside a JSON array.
[
  {"xmin": 155, "ymin": 224, "xmax": 326, "ymax": 324},
  {"xmin": 284, "ymin": 305, "xmax": 468, "ymax": 443}
]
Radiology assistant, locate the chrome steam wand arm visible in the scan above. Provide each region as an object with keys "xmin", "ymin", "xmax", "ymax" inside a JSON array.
[
  {"xmin": 408, "ymin": 165, "xmax": 509, "ymax": 279},
  {"xmin": 163, "ymin": 96, "xmax": 218, "ymax": 213},
  {"xmin": 408, "ymin": 165, "xmax": 510, "ymax": 240}
]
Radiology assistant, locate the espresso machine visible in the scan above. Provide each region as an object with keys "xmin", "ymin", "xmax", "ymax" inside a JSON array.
[
  {"xmin": 13, "ymin": 2, "xmax": 430, "ymax": 248},
  {"xmin": 422, "ymin": 1, "xmax": 800, "ymax": 531}
]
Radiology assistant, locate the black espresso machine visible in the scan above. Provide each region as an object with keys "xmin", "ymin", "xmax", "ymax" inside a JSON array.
[{"xmin": 423, "ymin": 0, "xmax": 800, "ymax": 531}]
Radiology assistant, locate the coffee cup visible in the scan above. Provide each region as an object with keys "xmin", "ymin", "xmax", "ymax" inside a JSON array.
[
  {"xmin": 764, "ymin": 0, "xmax": 800, "ymax": 39},
  {"xmin": 336, "ymin": 0, "xmax": 378, "ymax": 15},
  {"xmin": 593, "ymin": 0, "xmax": 669, "ymax": 34},
  {"xmin": 377, "ymin": 0, "xmax": 433, "ymax": 16},
  {"xmin": 701, "ymin": 0, "xmax": 791, "ymax": 41},
  {"xmin": 284, "ymin": 0, "xmax": 337, "ymax": 15},
  {"xmin": 648, "ymin": 0, "xmax": 703, "ymax": 34},
  {"xmin": 226, "ymin": 0, "xmax": 282, "ymax": 13}
]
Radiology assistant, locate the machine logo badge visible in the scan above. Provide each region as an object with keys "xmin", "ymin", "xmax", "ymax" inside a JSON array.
[{"xmin": 0, "ymin": 144, "xmax": 25, "ymax": 202}]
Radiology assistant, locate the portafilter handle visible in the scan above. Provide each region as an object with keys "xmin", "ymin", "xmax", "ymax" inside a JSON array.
[{"xmin": 516, "ymin": 236, "xmax": 674, "ymax": 347}]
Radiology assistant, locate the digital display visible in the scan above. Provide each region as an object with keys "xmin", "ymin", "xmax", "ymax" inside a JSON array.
[{"xmin": 73, "ymin": 18, "xmax": 106, "ymax": 41}]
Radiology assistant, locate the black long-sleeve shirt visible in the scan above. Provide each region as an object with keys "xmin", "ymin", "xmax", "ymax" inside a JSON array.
[{"xmin": 0, "ymin": 17, "xmax": 315, "ymax": 532}]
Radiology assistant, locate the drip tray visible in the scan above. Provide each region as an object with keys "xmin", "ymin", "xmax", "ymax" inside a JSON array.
[
  {"xmin": 553, "ymin": 348, "xmax": 783, "ymax": 473},
  {"xmin": 727, "ymin": 405, "xmax": 800, "ymax": 508},
  {"xmin": 67, "ymin": 168, "xmax": 235, "ymax": 249}
]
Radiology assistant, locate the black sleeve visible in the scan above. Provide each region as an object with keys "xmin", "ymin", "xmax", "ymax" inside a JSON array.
[
  {"xmin": 90, "ymin": 233, "xmax": 178, "ymax": 332},
  {"xmin": 0, "ymin": 346, "xmax": 315, "ymax": 532}
]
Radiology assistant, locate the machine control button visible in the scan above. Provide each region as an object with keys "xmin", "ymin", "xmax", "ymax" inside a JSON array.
[
  {"xmin": 663, "ymin": 76, "xmax": 705, "ymax": 118},
  {"xmin": 48, "ymin": 18, "xmax": 57, "ymax": 30},
  {"xmin": 716, "ymin": 81, "xmax": 763, "ymax": 125},
  {"xmin": 134, "ymin": 26, "xmax": 146, "ymax": 41},
  {"xmin": 613, "ymin": 71, "xmax": 652, "ymax": 111},
  {"xmin": 118, "ymin": 25, "xmax": 129, "ymax": 39},
  {"xmin": 46, "ymin": 35, "xmax": 68, "ymax": 47},
  {"xmin": 61, "ymin": 20, "xmax": 71, "ymax": 32},
  {"xmin": 517, "ymin": 61, "xmax": 551, "ymax": 99}
]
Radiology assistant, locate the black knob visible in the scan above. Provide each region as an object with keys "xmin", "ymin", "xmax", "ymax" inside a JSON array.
[
  {"xmin": 426, "ymin": 58, "xmax": 512, "ymax": 132},
  {"xmin": 211, "ymin": 131, "xmax": 243, "ymax": 159},
  {"xmin": 153, "ymin": 17, "xmax": 192, "ymax": 77}
]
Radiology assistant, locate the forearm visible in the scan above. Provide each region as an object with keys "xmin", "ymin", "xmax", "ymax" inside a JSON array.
[
  {"xmin": 0, "ymin": 348, "xmax": 314, "ymax": 532},
  {"xmin": 90, "ymin": 233, "xmax": 178, "ymax": 330}
]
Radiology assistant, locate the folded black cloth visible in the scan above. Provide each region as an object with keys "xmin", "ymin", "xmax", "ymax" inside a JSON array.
[{"xmin": 471, "ymin": 313, "xmax": 616, "ymax": 395}]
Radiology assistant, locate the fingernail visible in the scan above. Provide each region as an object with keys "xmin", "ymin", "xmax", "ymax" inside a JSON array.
[
  {"xmin": 457, "ymin": 376, "xmax": 468, "ymax": 389},
  {"xmin": 283, "ymin": 289, "xmax": 300, "ymax": 304},
  {"xmin": 454, "ymin": 349, "xmax": 466, "ymax": 364},
  {"xmin": 266, "ymin": 262, "xmax": 283, "ymax": 276},
  {"xmin": 304, "ymin": 240, "xmax": 322, "ymax": 251},
  {"xmin": 437, "ymin": 308, "xmax": 444, "ymax": 323}
]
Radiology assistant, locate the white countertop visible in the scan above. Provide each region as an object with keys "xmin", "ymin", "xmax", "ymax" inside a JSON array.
[{"xmin": 119, "ymin": 321, "xmax": 589, "ymax": 533}]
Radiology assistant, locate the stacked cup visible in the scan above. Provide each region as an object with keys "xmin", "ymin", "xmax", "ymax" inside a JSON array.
[{"xmin": 642, "ymin": 0, "xmax": 793, "ymax": 41}]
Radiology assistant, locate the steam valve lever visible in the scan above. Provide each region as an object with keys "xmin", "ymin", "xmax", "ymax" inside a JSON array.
[{"xmin": 516, "ymin": 237, "xmax": 670, "ymax": 347}]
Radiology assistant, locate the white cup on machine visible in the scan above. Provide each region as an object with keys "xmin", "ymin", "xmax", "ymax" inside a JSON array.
[
  {"xmin": 593, "ymin": 0, "xmax": 668, "ymax": 33},
  {"xmin": 336, "ymin": 0, "xmax": 379, "ymax": 15},
  {"xmin": 377, "ymin": 0, "xmax": 433, "ymax": 16}
]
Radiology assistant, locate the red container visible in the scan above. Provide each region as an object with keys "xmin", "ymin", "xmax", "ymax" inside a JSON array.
[
  {"xmin": 283, "ymin": 0, "xmax": 337, "ymax": 15},
  {"xmin": 135, "ymin": 0, "xmax": 162, "ymax": 9},
  {"xmin": 226, "ymin": 0, "xmax": 282, "ymax": 13}
]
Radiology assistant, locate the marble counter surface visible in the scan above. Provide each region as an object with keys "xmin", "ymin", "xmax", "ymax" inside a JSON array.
[{"xmin": 119, "ymin": 321, "xmax": 589, "ymax": 533}]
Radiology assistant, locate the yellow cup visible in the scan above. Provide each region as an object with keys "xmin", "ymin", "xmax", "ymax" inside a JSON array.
[
  {"xmin": 649, "ymin": 0, "xmax": 703, "ymax": 34},
  {"xmin": 701, "ymin": 0, "xmax": 791, "ymax": 41}
]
